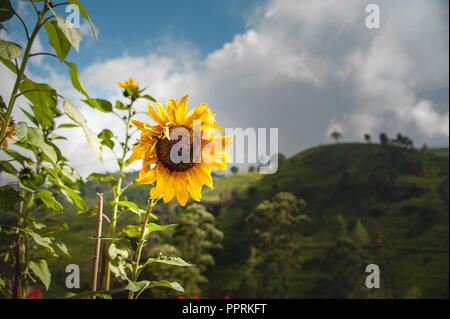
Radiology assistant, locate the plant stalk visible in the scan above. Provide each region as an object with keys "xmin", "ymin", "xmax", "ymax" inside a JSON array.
[
  {"xmin": 103, "ymin": 107, "xmax": 133, "ymax": 290},
  {"xmin": 128, "ymin": 198, "xmax": 154, "ymax": 299},
  {"xmin": 0, "ymin": 7, "xmax": 45, "ymax": 145}
]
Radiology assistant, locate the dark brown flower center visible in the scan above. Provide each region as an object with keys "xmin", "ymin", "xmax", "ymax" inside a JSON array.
[{"xmin": 156, "ymin": 126, "xmax": 199, "ymax": 172}]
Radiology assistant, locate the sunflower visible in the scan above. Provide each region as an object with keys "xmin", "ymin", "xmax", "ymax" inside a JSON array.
[
  {"xmin": 128, "ymin": 95, "xmax": 233, "ymax": 206},
  {"xmin": 0, "ymin": 120, "xmax": 16, "ymax": 150},
  {"xmin": 118, "ymin": 77, "xmax": 138, "ymax": 90}
]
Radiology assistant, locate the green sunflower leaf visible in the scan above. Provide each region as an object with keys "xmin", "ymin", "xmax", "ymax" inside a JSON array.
[
  {"xmin": 0, "ymin": 39, "xmax": 21, "ymax": 60},
  {"xmin": 28, "ymin": 259, "xmax": 51, "ymax": 291}
]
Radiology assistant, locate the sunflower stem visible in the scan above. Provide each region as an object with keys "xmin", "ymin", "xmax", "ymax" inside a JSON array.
[{"xmin": 128, "ymin": 198, "xmax": 154, "ymax": 299}]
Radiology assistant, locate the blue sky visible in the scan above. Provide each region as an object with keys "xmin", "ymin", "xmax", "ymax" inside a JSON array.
[
  {"xmin": 78, "ymin": 0, "xmax": 263, "ymax": 61},
  {"xmin": 1, "ymin": 0, "xmax": 448, "ymax": 176},
  {"xmin": 5, "ymin": 0, "xmax": 265, "ymax": 69}
]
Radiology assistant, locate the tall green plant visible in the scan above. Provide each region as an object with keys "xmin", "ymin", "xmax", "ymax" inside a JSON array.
[
  {"xmin": 0, "ymin": 0, "xmax": 99, "ymax": 298},
  {"xmin": 82, "ymin": 78, "xmax": 194, "ymax": 299}
]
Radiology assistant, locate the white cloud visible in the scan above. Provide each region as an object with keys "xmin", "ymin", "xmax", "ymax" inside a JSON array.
[{"xmin": 2, "ymin": 0, "xmax": 448, "ymax": 178}]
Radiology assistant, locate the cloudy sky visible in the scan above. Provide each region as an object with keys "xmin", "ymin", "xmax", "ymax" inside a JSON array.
[{"xmin": 1, "ymin": 0, "xmax": 448, "ymax": 177}]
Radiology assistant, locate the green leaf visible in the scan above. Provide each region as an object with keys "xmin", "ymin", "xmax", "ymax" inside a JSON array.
[
  {"xmin": 98, "ymin": 129, "xmax": 115, "ymax": 149},
  {"xmin": 0, "ymin": 185, "xmax": 20, "ymax": 210},
  {"xmin": 0, "ymin": 0, "xmax": 14, "ymax": 22},
  {"xmin": 28, "ymin": 259, "xmax": 51, "ymax": 291},
  {"xmin": 15, "ymin": 122, "xmax": 58, "ymax": 164},
  {"xmin": 57, "ymin": 123, "xmax": 78, "ymax": 128},
  {"xmin": 48, "ymin": 5, "xmax": 82, "ymax": 52},
  {"xmin": 98, "ymin": 129, "xmax": 114, "ymax": 140},
  {"xmin": 125, "ymin": 279, "xmax": 184, "ymax": 297},
  {"xmin": 19, "ymin": 79, "xmax": 57, "ymax": 128},
  {"xmin": 87, "ymin": 173, "xmax": 116, "ymax": 186},
  {"xmin": 146, "ymin": 223, "xmax": 176, "ymax": 236},
  {"xmin": 67, "ymin": 0, "xmax": 98, "ymax": 40},
  {"xmin": 76, "ymin": 205, "xmax": 98, "ymax": 218},
  {"xmin": 0, "ymin": 38, "xmax": 21, "ymax": 59},
  {"xmin": 141, "ymin": 94, "xmax": 156, "ymax": 102},
  {"xmin": 22, "ymin": 173, "xmax": 45, "ymax": 188},
  {"xmin": 125, "ymin": 280, "xmax": 149, "ymax": 292},
  {"xmin": 115, "ymin": 100, "xmax": 128, "ymax": 110},
  {"xmin": 58, "ymin": 164, "xmax": 83, "ymax": 186},
  {"xmin": 100, "ymin": 138, "xmax": 114, "ymax": 149},
  {"xmin": 0, "ymin": 56, "xmax": 16, "ymax": 73},
  {"xmin": 64, "ymin": 61, "xmax": 88, "ymax": 97},
  {"xmin": 28, "ymin": 232, "xmax": 57, "ymax": 257},
  {"xmin": 108, "ymin": 242, "xmax": 129, "ymax": 260},
  {"xmin": 63, "ymin": 98, "xmax": 103, "ymax": 162},
  {"xmin": 122, "ymin": 225, "xmax": 140, "ymax": 238},
  {"xmin": 44, "ymin": 20, "xmax": 70, "ymax": 60},
  {"xmin": 49, "ymin": 134, "xmax": 67, "ymax": 140},
  {"xmin": 83, "ymin": 98, "xmax": 112, "ymax": 113},
  {"xmin": 0, "ymin": 160, "xmax": 16, "ymax": 175},
  {"xmin": 146, "ymin": 280, "xmax": 184, "ymax": 292},
  {"xmin": 19, "ymin": 79, "xmax": 57, "ymax": 109},
  {"xmin": 145, "ymin": 254, "xmax": 193, "ymax": 267},
  {"xmin": 61, "ymin": 186, "xmax": 86, "ymax": 210},
  {"xmin": 117, "ymin": 201, "xmax": 140, "ymax": 214},
  {"xmin": 37, "ymin": 190, "xmax": 63, "ymax": 211},
  {"xmin": 54, "ymin": 239, "xmax": 70, "ymax": 257},
  {"xmin": 20, "ymin": 107, "xmax": 39, "ymax": 127},
  {"xmin": 45, "ymin": 218, "xmax": 68, "ymax": 230},
  {"xmin": 3, "ymin": 149, "xmax": 32, "ymax": 165}
]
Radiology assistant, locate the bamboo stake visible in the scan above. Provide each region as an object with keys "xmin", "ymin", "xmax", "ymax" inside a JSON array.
[{"xmin": 91, "ymin": 193, "xmax": 103, "ymax": 299}]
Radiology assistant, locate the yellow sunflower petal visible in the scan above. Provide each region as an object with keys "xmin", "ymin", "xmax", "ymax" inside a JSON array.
[
  {"xmin": 174, "ymin": 173, "xmax": 189, "ymax": 206},
  {"xmin": 150, "ymin": 183, "xmax": 164, "ymax": 199},
  {"xmin": 128, "ymin": 144, "xmax": 147, "ymax": 164},
  {"xmin": 155, "ymin": 102, "xmax": 170, "ymax": 124},
  {"xmin": 136, "ymin": 167, "xmax": 156, "ymax": 184},
  {"xmin": 166, "ymin": 99, "xmax": 177, "ymax": 124},
  {"xmin": 163, "ymin": 174, "xmax": 176, "ymax": 203},
  {"xmin": 196, "ymin": 165, "xmax": 213, "ymax": 189},
  {"xmin": 185, "ymin": 104, "xmax": 209, "ymax": 127},
  {"xmin": 176, "ymin": 95, "xmax": 188, "ymax": 125},
  {"xmin": 147, "ymin": 104, "xmax": 166, "ymax": 127},
  {"xmin": 156, "ymin": 162, "xmax": 169, "ymax": 176},
  {"xmin": 187, "ymin": 178, "xmax": 202, "ymax": 201}
]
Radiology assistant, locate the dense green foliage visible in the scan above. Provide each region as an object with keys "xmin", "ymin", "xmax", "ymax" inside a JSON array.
[
  {"xmin": 15, "ymin": 143, "xmax": 448, "ymax": 298},
  {"xmin": 207, "ymin": 143, "xmax": 449, "ymax": 298}
]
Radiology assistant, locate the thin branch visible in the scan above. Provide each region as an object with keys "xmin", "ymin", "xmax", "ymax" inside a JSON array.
[
  {"xmin": 29, "ymin": 52, "xmax": 62, "ymax": 62},
  {"xmin": 30, "ymin": 0, "xmax": 39, "ymax": 15},
  {"xmin": 15, "ymin": 89, "xmax": 64, "ymax": 99},
  {"xmin": 13, "ymin": 11, "xmax": 30, "ymax": 39},
  {"xmin": 102, "ymin": 214, "xmax": 111, "ymax": 224},
  {"xmin": 51, "ymin": 2, "xmax": 70, "ymax": 8},
  {"xmin": 37, "ymin": 15, "xmax": 54, "ymax": 31},
  {"xmin": 117, "ymin": 208, "xmax": 130, "ymax": 220},
  {"xmin": 14, "ymin": 58, "xmax": 19, "ymax": 74}
]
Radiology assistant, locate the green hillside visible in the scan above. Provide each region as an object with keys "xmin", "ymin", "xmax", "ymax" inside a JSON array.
[
  {"xmin": 45, "ymin": 143, "xmax": 448, "ymax": 298},
  {"xmin": 207, "ymin": 143, "xmax": 449, "ymax": 298}
]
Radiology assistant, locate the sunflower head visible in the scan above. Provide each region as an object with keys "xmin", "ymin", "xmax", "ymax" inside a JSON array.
[
  {"xmin": 0, "ymin": 119, "xmax": 16, "ymax": 150},
  {"xmin": 129, "ymin": 95, "xmax": 233, "ymax": 206}
]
